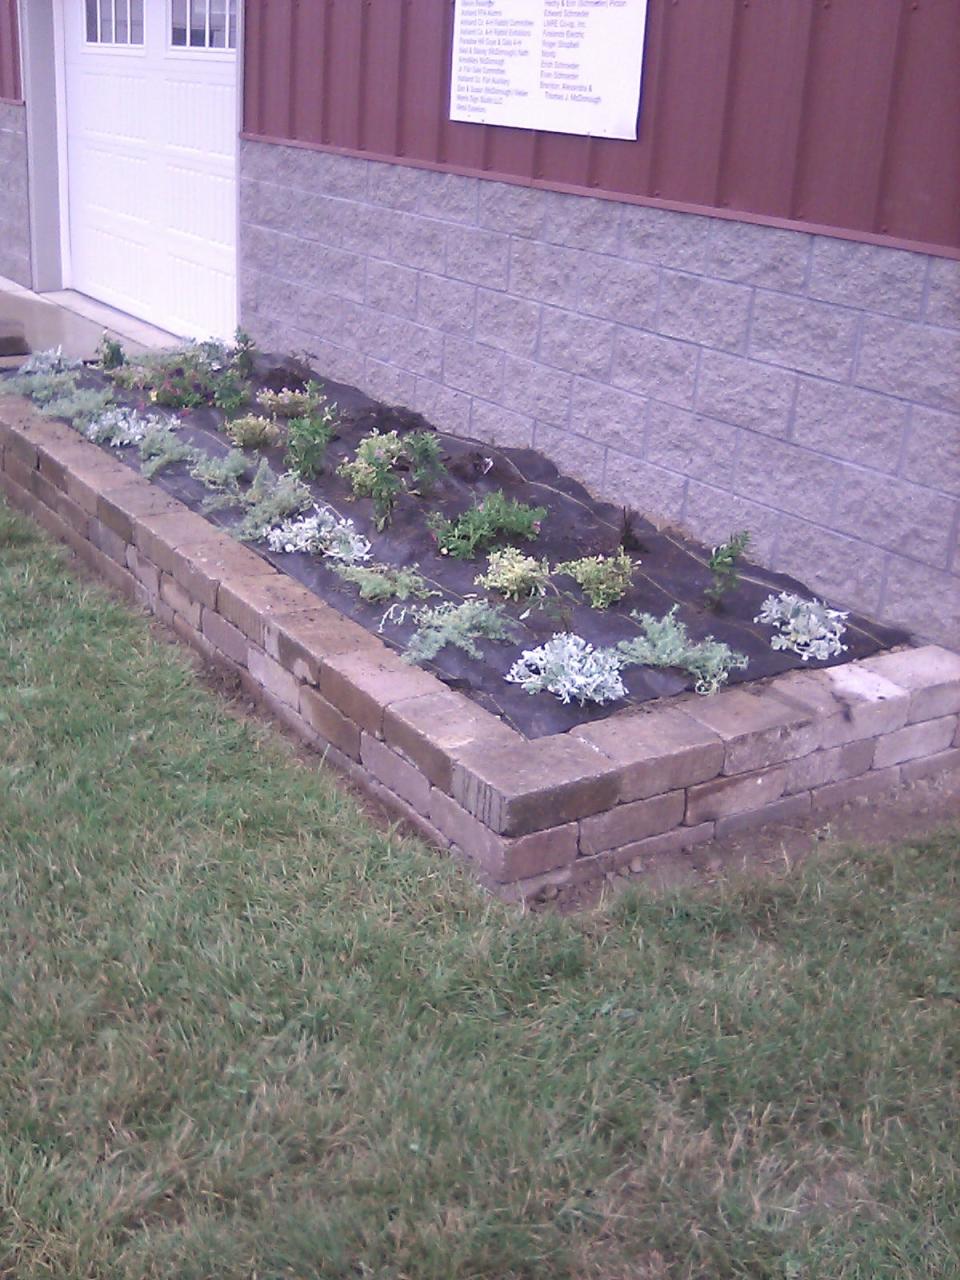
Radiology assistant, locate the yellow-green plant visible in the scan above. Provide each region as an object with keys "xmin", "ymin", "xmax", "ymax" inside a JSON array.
[
  {"xmin": 475, "ymin": 548, "xmax": 551, "ymax": 601},
  {"xmin": 555, "ymin": 550, "xmax": 635, "ymax": 608}
]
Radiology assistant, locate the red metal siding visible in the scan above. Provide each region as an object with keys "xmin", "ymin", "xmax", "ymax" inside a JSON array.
[
  {"xmin": 243, "ymin": 0, "xmax": 960, "ymax": 256},
  {"xmin": 0, "ymin": 0, "xmax": 21, "ymax": 103}
]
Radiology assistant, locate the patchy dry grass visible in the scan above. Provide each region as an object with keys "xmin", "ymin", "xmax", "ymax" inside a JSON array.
[{"xmin": 0, "ymin": 499, "xmax": 957, "ymax": 1279}]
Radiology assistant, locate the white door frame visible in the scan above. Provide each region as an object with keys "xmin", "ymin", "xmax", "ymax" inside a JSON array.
[{"xmin": 20, "ymin": 0, "xmax": 244, "ymax": 334}]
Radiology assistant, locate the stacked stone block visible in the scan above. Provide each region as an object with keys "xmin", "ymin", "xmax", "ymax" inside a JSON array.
[
  {"xmin": 3, "ymin": 395, "xmax": 958, "ymax": 900},
  {"xmin": 238, "ymin": 141, "xmax": 960, "ymax": 648}
]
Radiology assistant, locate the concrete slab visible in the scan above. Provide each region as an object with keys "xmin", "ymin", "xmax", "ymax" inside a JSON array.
[{"xmin": 0, "ymin": 278, "xmax": 177, "ymax": 368}]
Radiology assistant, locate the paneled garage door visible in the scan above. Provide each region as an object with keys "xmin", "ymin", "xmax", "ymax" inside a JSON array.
[{"xmin": 62, "ymin": 1, "xmax": 238, "ymax": 339}]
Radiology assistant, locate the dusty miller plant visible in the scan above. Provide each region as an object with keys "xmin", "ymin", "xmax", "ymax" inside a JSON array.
[
  {"xmin": 333, "ymin": 562, "xmax": 435, "ymax": 603},
  {"xmin": 85, "ymin": 406, "xmax": 165, "ymax": 447},
  {"xmin": 616, "ymin": 607, "xmax": 748, "ymax": 695},
  {"xmin": 388, "ymin": 599, "xmax": 520, "ymax": 664},
  {"xmin": 506, "ymin": 633, "xmax": 626, "ymax": 706},
  {"xmin": 17, "ymin": 347, "xmax": 81, "ymax": 376},
  {"xmin": 262, "ymin": 504, "xmax": 371, "ymax": 563},
  {"xmin": 755, "ymin": 592, "xmax": 848, "ymax": 661}
]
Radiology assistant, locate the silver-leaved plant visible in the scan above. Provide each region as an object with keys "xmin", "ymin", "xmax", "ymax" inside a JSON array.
[
  {"xmin": 754, "ymin": 591, "xmax": 848, "ymax": 661},
  {"xmin": 506, "ymin": 632, "xmax": 626, "ymax": 706}
]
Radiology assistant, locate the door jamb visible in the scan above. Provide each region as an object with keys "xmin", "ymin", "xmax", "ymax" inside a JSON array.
[{"xmin": 20, "ymin": 0, "xmax": 65, "ymax": 292}]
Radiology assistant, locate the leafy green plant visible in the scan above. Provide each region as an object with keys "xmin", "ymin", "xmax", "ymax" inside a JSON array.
[
  {"xmin": 231, "ymin": 327, "xmax": 257, "ymax": 379},
  {"xmin": 211, "ymin": 369, "xmax": 249, "ymax": 417},
  {"xmin": 139, "ymin": 426, "xmax": 200, "ymax": 479},
  {"xmin": 284, "ymin": 407, "xmax": 338, "ymax": 480},
  {"xmin": 616, "ymin": 606, "xmax": 748, "ymax": 695},
  {"xmin": 94, "ymin": 332, "xmax": 126, "ymax": 370},
  {"xmin": 395, "ymin": 599, "xmax": 520, "ymax": 664},
  {"xmin": 338, "ymin": 428, "xmax": 446, "ymax": 528},
  {"xmin": 705, "ymin": 529, "xmax": 751, "ymax": 609},
  {"xmin": 225, "ymin": 414, "xmax": 281, "ymax": 450},
  {"xmin": 333, "ymin": 562, "xmax": 436, "ymax": 603},
  {"xmin": 148, "ymin": 370, "xmax": 209, "ymax": 409},
  {"xmin": 475, "ymin": 548, "xmax": 551, "ymax": 601},
  {"xmin": 555, "ymin": 550, "xmax": 635, "ymax": 608},
  {"xmin": 428, "ymin": 491, "xmax": 546, "ymax": 560},
  {"xmin": 405, "ymin": 430, "xmax": 446, "ymax": 493}
]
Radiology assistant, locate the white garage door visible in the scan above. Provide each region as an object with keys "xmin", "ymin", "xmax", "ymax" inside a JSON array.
[{"xmin": 62, "ymin": 1, "xmax": 238, "ymax": 339}]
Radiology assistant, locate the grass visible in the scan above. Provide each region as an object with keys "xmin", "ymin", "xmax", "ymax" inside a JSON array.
[{"xmin": 0, "ymin": 497, "xmax": 957, "ymax": 1279}]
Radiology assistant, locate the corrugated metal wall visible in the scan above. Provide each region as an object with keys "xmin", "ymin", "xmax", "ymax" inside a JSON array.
[
  {"xmin": 242, "ymin": 0, "xmax": 960, "ymax": 256},
  {"xmin": 0, "ymin": 0, "xmax": 21, "ymax": 103}
]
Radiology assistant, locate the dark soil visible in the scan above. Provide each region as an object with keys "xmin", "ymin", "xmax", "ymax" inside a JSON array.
[{"xmin": 5, "ymin": 354, "xmax": 907, "ymax": 738}]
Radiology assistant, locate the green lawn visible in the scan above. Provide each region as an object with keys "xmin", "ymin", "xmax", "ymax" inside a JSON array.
[{"xmin": 1, "ymin": 498, "xmax": 957, "ymax": 1280}]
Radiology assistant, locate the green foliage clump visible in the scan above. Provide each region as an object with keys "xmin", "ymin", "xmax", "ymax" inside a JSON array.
[
  {"xmin": 338, "ymin": 428, "xmax": 447, "ymax": 529},
  {"xmin": 5, "ymin": 370, "xmax": 82, "ymax": 405},
  {"xmin": 138, "ymin": 426, "xmax": 199, "ymax": 479},
  {"xmin": 284, "ymin": 405, "xmax": 339, "ymax": 480},
  {"xmin": 189, "ymin": 449, "xmax": 249, "ymax": 493},
  {"xmin": 429, "ymin": 490, "xmax": 546, "ymax": 560},
  {"xmin": 211, "ymin": 369, "xmax": 249, "ymax": 416},
  {"xmin": 94, "ymin": 332, "xmax": 125, "ymax": 370},
  {"xmin": 333, "ymin": 562, "xmax": 436, "ymax": 604},
  {"xmin": 705, "ymin": 529, "xmax": 751, "ymax": 609},
  {"xmin": 616, "ymin": 605, "xmax": 748, "ymax": 695},
  {"xmin": 555, "ymin": 550, "xmax": 635, "ymax": 608},
  {"xmin": 256, "ymin": 381, "xmax": 327, "ymax": 418},
  {"xmin": 226, "ymin": 414, "xmax": 281, "ymax": 450},
  {"xmin": 41, "ymin": 386, "xmax": 115, "ymax": 428},
  {"xmin": 399, "ymin": 599, "xmax": 520, "ymax": 664},
  {"xmin": 405, "ymin": 430, "xmax": 445, "ymax": 493},
  {"xmin": 475, "ymin": 547, "xmax": 551, "ymax": 601},
  {"xmin": 231, "ymin": 327, "xmax": 257, "ymax": 379},
  {"xmin": 234, "ymin": 459, "xmax": 312, "ymax": 541}
]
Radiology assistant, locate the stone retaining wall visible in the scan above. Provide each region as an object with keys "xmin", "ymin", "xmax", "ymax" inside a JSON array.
[
  {"xmin": 0, "ymin": 102, "xmax": 30, "ymax": 287},
  {"xmin": 238, "ymin": 140, "xmax": 960, "ymax": 649},
  {"xmin": 2, "ymin": 395, "xmax": 959, "ymax": 900}
]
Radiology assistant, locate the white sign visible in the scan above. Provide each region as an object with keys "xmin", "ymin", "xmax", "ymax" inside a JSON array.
[{"xmin": 449, "ymin": 0, "xmax": 648, "ymax": 141}]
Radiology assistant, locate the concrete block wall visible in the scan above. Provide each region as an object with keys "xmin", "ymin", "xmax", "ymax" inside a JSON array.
[
  {"xmin": 0, "ymin": 102, "xmax": 30, "ymax": 287},
  {"xmin": 237, "ymin": 140, "xmax": 960, "ymax": 648}
]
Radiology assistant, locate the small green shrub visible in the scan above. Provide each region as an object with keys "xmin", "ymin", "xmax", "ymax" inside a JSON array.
[
  {"xmin": 555, "ymin": 550, "xmax": 635, "ymax": 608},
  {"xmin": 139, "ymin": 426, "xmax": 200, "ymax": 479},
  {"xmin": 405, "ymin": 430, "xmax": 446, "ymax": 493},
  {"xmin": 225, "ymin": 414, "xmax": 281, "ymax": 450},
  {"xmin": 6, "ymin": 370, "xmax": 82, "ymax": 405},
  {"xmin": 231, "ymin": 327, "xmax": 257, "ymax": 379},
  {"xmin": 94, "ymin": 333, "xmax": 126, "ymax": 370},
  {"xmin": 705, "ymin": 529, "xmax": 751, "ymax": 609},
  {"xmin": 475, "ymin": 548, "xmax": 551, "ymax": 601},
  {"xmin": 256, "ymin": 382, "xmax": 327, "ymax": 418},
  {"xmin": 394, "ymin": 599, "xmax": 520, "ymax": 664},
  {"xmin": 189, "ymin": 449, "xmax": 249, "ymax": 493},
  {"xmin": 235, "ymin": 460, "xmax": 312, "ymax": 541},
  {"xmin": 40, "ymin": 387, "xmax": 115, "ymax": 427},
  {"xmin": 284, "ymin": 406, "xmax": 338, "ymax": 480},
  {"xmin": 211, "ymin": 369, "xmax": 249, "ymax": 416},
  {"xmin": 616, "ymin": 606, "xmax": 748, "ymax": 695},
  {"xmin": 428, "ymin": 491, "xmax": 546, "ymax": 560},
  {"xmin": 333, "ymin": 562, "xmax": 436, "ymax": 603}
]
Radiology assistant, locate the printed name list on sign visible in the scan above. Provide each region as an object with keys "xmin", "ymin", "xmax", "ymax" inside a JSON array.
[{"xmin": 449, "ymin": 0, "xmax": 649, "ymax": 140}]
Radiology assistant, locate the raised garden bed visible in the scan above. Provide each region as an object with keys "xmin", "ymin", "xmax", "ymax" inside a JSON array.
[{"xmin": 2, "ymin": 338, "xmax": 957, "ymax": 898}]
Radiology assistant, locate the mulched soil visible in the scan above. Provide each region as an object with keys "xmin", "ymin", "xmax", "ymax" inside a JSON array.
[{"xmin": 4, "ymin": 355, "xmax": 906, "ymax": 738}]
